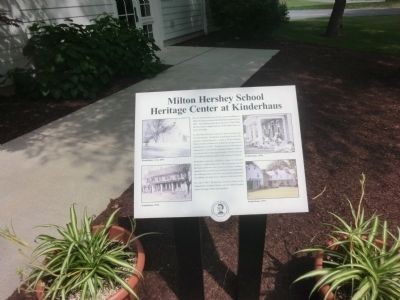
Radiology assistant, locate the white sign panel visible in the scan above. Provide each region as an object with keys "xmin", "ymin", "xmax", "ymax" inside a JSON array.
[{"xmin": 134, "ymin": 86, "xmax": 308, "ymax": 220}]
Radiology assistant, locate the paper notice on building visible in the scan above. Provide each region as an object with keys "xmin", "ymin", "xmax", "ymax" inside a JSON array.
[{"xmin": 134, "ymin": 86, "xmax": 308, "ymax": 219}]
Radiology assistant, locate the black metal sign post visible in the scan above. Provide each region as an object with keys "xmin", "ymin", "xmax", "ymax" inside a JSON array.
[
  {"xmin": 173, "ymin": 217, "xmax": 204, "ymax": 300},
  {"xmin": 173, "ymin": 215, "xmax": 267, "ymax": 300},
  {"xmin": 237, "ymin": 214, "xmax": 267, "ymax": 299}
]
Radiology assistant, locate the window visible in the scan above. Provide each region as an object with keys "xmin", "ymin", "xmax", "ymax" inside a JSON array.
[
  {"xmin": 142, "ymin": 24, "xmax": 153, "ymax": 38},
  {"xmin": 139, "ymin": 0, "xmax": 151, "ymax": 17},
  {"xmin": 115, "ymin": 0, "xmax": 136, "ymax": 26}
]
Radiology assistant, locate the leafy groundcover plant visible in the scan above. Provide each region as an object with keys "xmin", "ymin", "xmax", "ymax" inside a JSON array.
[
  {"xmin": 295, "ymin": 174, "xmax": 400, "ymax": 300},
  {"xmin": 2, "ymin": 206, "xmax": 142, "ymax": 299}
]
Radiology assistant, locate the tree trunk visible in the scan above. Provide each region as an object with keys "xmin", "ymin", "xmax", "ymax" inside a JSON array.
[{"xmin": 326, "ymin": 0, "xmax": 346, "ymax": 37}]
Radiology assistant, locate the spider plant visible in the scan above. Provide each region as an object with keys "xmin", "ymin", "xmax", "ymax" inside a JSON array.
[
  {"xmin": 294, "ymin": 174, "xmax": 400, "ymax": 300},
  {"xmin": 2, "ymin": 205, "xmax": 142, "ymax": 300}
]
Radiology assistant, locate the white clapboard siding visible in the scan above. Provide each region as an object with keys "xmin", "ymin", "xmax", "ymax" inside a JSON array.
[
  {"xmin": 0, "ymin": 25, "xmax": 26, "ymax": 42},
  {"xmin": 9, "ymin": 0, "xmax": 114, "ymax": 10},
  {"xmin": 163, "ymin": 15, "xmax": 202, "ymax": 27},
  {"xmin": 163, "ymin": 11, "xmax": 202, "ymax": 22},
  {"xmin": 14, "ymin": 5, "xmax": 115, "ymax": 23},
  {"xmin": 162, "ymin": 4, "xmax": 202, "ymax": 14},
  {"xmin": 161, "ymin": 0, "xmax": 204, "ymax": 41},
  {"xmin": 0, "ymin": 53, "xmax": 28, "ymax": 79},
  {"xmin": 164, "ymin": 20, "xmax": 203, "ymax": 35},
  {"xmin": 0, "ymin": 0, "xmax": 117, "ymax": 78},
  {"xmin": 0, "ymin": 33, "xmax": 27, "ymax": 54},
  {"xmin": 163, "ymin": 14, "xmax": 202, "ymax": 26},
  {"xmin": 0, "ymin": 22, "xmax": 28, "ymax": 77},
  {"xmin": 160, "ymin": 0, "xmax": 201, "ymax": 8},
  {"xmin": 0, "ymin": 3, "xmax": 10, "ymax": 10},
  {"xmin": 0, "ymin": 47, "xmax": 24, "ymax": 65}
]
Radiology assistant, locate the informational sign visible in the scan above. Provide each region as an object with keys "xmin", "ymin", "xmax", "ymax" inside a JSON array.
[{"xmin": 134, "ymin": 86, "xmax": 308, "ymax": 220}]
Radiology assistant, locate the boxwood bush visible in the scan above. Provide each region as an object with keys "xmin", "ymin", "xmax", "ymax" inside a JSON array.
[
  {"xmin": 210, "ymin": 0, "xmax": 289, "ymax": 36},
  {"xmin": 13, "ymin": 16, "xmax": 160, "ymax": 99}
]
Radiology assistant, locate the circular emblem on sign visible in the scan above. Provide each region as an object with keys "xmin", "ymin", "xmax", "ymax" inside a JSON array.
[{"xmin": 211, "ymin": 201, "xmax": 230, "ymax": 222}]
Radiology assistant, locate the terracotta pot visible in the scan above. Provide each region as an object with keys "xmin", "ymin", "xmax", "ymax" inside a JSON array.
[
  {"xmin": 36, "ymin": 225, "xmax": 145, "ymax": 300},
  {"xmin": 314, "ymin": 250, "xmax": 335, "ymax": 300},
  {"xmin": 314, "ymin": 238, "xmax": 384, "ymax": 300}
]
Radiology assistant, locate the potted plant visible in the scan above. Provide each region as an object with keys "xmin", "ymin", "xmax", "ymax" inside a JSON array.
[
  {"xmin": 294, "ymin": 174, "xmax": 400, "ymax": 300},
  {"xmin": 1, "ymin": 205, "xmax": 145, "ymax": 299}
]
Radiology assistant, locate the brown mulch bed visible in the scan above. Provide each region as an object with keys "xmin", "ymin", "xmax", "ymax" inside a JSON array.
[
  {"xmin": 94, "ymin": 35, "xmax": 400, "ymax": 299},
  {"xmin": 6, "ymin": 33, "xmax": 400, "ymax": 299},
  {"xmin": 0, "ymin": 75, "xmax": 144, "ymax": 144}
]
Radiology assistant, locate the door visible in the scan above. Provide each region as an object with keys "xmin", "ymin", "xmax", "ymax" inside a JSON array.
[
  {"xmin": 114, "ymin": 0, "xmax": 156, "ymax": 41},
  {"xmin": 136, "ymin": 0, "xmax": 154, "ymax": 40}
]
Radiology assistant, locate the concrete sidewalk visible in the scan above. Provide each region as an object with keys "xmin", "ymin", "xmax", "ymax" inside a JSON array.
[{"xmin": 0, "ymin": 46, "xmax": 278, "ymax": 296}]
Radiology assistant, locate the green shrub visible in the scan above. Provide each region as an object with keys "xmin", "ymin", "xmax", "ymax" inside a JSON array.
[
  {"xmin": 12, "ymin": 16, "xmax": 160, "ymax": 99},
  {"xmin": 210, "ymin": 0, "xmax": 289, "ymax": 36},
  {"xmin": 88, "ymin": 16, "xmax": 161, "ymax": 77}
]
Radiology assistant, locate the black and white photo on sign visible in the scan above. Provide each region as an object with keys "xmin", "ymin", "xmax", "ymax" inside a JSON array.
[
  {"xmin": 246, "ymin": 160, "xmax": 298, "ymax": 200},
  {"xmin": 243, "ymin": 114, "xmax": 294, "ymax": 154},
  {"xmin": 142, "ymin": 118, "xmax": 190, "ymax": 159},
  {"xmin": 141, "ymin": 164, "xmax": 192, "ymax": 203}
]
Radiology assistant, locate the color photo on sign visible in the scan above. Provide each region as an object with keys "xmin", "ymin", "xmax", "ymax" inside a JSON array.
[
  {"xmin": 141, "ymin": 164, "xmax": 192, "ymax": 203},
  {"xmin": 246, "ymin": 160, "xmax": 299, "ymax": 200}
]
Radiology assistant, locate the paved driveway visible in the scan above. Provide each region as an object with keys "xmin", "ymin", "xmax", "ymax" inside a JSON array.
[{"xmin": 290, "ymin": 7, "xmax": 400, "ymax": 20}]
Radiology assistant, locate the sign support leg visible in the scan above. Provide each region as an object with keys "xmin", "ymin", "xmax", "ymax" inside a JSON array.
[
  {"xmin": 173, "ymin": 217, "xmax": 204, "ymax": 300},
  {"xmin": 237, "ymin": 215, "xmax": 267, "ymax": 299}
]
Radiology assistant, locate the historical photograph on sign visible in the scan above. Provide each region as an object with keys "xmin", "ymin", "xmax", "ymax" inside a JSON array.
[
  {"xmin": 142, "ymin": 118, "xmax": 191, "ymax": 159},
  {"xmin": 141, "ymin": 164, "xmax": 192, "ymax": 203},
  {"xmin": 246, "ymin": 160, "xmax": 298, "ymax": 200},
  {"xmin": 243, "ymin": 114, "xmax": 294, "ymax": 154}
]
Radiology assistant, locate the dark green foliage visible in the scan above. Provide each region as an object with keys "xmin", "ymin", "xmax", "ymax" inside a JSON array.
[
  {"xmin": 210, "ymin": 0, "xmax": 289, "ymax": 36},
  {"xmin": 88, "ymin": 16, "xmax": 161, "ymax": 76},
  {"xmin": 12, "ymin": 16, "xmax": 160, "ymax": 99}
]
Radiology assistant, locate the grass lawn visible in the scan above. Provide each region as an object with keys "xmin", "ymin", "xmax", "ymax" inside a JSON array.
[
  {"xmin": 272, "ymin": 15, "xmax": 400, "ymax": 56},
  {"xmin": 248, "ymin": 187, "xmax": 299, "ymax": 199},
  {"xmin": 284, "ymin": 0, "xmax": 400, "ymax": 10},
  {"xmin": 284, "ymin": 0, "xmax": 334, "ymax": 9}
]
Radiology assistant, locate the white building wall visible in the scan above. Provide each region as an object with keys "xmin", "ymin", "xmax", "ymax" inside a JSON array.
[
  {"xmin": 160, "ymin": 0, "xmax": 204, "ymax": 42},
  {"xmin": 1, "ymin": 0, "xmax": 209, "ymax": 78},
  {"xmin": 246, "ymin": 164, "xmax": 263, "ymax": 181},
  {"xmin": 0, "ymin": 0, "xmax": 117, "ymax": 77}
]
